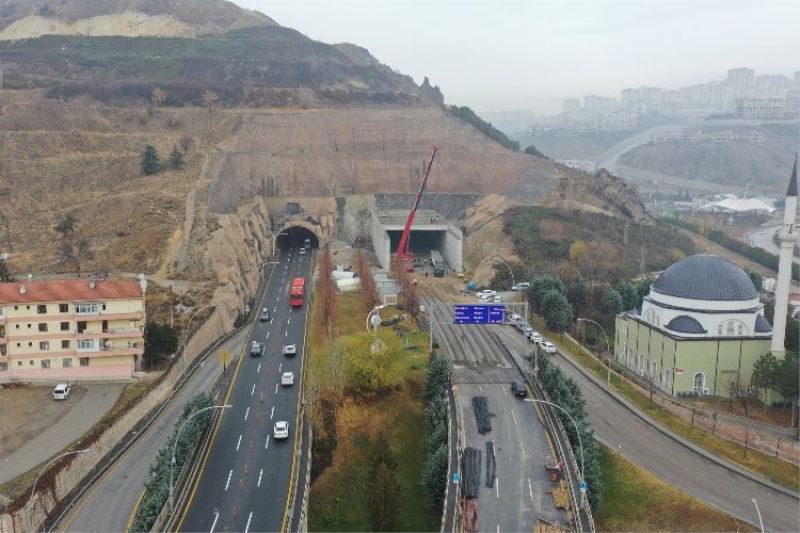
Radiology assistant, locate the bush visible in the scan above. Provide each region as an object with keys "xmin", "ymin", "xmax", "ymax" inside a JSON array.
[{"xmin": 421, "ymin": 355, "xmax": 451, "ymax": 512}]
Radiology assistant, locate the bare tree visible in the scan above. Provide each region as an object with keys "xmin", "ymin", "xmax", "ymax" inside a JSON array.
[
  {"xmin": 354, "ymin": 250, "xmax": 380, "ymax": 315},
  {"xmin": 151, "ymin": 86, "xmax": 166, "ymax": 108},
  {"xmin": 201, "ymin": 90, "xmax": 219, "ymax": 114},
  {"xmin": 316, "ymin": 244, "xmax": 337, "ymax": 338}
]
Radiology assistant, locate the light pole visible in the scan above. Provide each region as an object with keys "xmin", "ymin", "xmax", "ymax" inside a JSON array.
[
  {"xmin": 182, "ymin": 304, "xmax": 219, "ymax": 366},
  {"xmin": 27, "ymin": 449, "xmax": 91, "ymax": 512},
  {"xmin": 366, "ymin": 304, "xmax": 391, "ymax": 335},
  {"xmin": 751, "ymin": 498, "xmax": 765, "ymax": 533},
  {"xmin": 170, "ymin": 404, "xmax": 232, "ymax": 510},
  {"xmin": 475, "ymin": 255, "xmax": 515, "ymax": 290},
  {"xmin": 577, "ymin": 318, "xmax": 611, "ymax": 388}
]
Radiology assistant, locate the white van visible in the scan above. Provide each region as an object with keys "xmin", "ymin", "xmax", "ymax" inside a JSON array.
[{"xmin": 53, "ymin": 383, "xmax": 72, "ymax": 400}]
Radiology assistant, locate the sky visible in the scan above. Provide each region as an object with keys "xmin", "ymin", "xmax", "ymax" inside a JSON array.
[{"xmin": 232, "ymin": 1, "xmax": 800, "ymax": 115}]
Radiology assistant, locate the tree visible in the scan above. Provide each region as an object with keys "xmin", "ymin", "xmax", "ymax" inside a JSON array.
[
  {"xmin": 354, "ymin": 250, "xmax": 380, "ymax": 316},
  {"xmin": 733, "ymin": 378, "xmax": 759, "ymax": 415},
  {"xmin": 541, "ymin": 290, "xmax": 573, "ymax": 336},
  {"xmin": 316, "ymin": 244, "xmax": 337, "ymax": 339},
  {"xmin": 569, "ymin": 240, "xmax": 587, "ymax": 265},
  {"xmin": 601, "ymin": 288, "xmax": 623, "ymax": 316},
  {"xmin": 421, "ymin": 443, "xmax": 448, "ymax": 512},
  {"xmin": 369, "ymin": 462, "xmax": 400, "ymax": 531},
  {"xmin": 747, "ymin": 271, "xmax": 763, "ymax": 292},
  {"xmin": 168, "ymin": 145, "xmax": 185, "ymax": 170},
  {"xmin": 151, "ymin": 86, "xmax": 166, "ymax": 108},
  {"xmin": 614, "ymin": 281, "xmax": 638, "ymax": 311},
  {"xmin": 144, "ymin": 321, "xmax": 179, "ymax": 370},
  {"xmin": 0, "ymin": 257, "xmax": 11, "ymax": 282},
  {"xmin": 55, "ymin": 213, "xmax": 76, "ymax": 237},
  {"xmin": 398, "ymin": 269, "xmax": 420, "ymax": 317},
  {"xmin": 141, "ymin": 144, "xmax": 160, "ymax": 176},
  {"xmin": 529, "ymin": 275, "xmax": 566, "ymax": 312},
  {"xmin": 179, "ymin": 135, "xmax": 193, "ymax": 153},
  {"xmin": 201, "ymin": 90, "xmax": 219, "ymax": 113},
  {"xmin": 568, "ymin": 273, "xmax": 588, "ymax": 311},
  {"xmin": 524, "ymin": 144, "xmax": 546, "ymax": 158},
  {"xmin": 774, "ymin": 352, "xmax": 800, "ymax": 428},
  {"xmin": 752, "ymin": 352, "xmax": 778, "ymax": 411},
  {"xmin": 342, "ymin": 331, "xmax": 405, "ymax": 395},
  {"xmin": 424, "ymin": 355, "xmax": 452, "ymax": 402}
]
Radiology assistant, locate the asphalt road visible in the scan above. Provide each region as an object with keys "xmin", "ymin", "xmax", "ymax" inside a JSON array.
[
  {"xmin": 56, "ymin": 329, "xmax": 249, "ymax": 532},
  {"xmin": 746, "ymin": 225, "xmax": 800, "ymax": 266},
  {"xmin": 496, "ymin": 326, "xmax": 800, "ymax": 533},
  {"xmin": 179, "ymin": 245, "xmax": 311, "ymax": 533}
]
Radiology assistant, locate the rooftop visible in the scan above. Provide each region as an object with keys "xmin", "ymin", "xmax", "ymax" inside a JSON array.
[
  {"xmin": 375, "ymin": 209, "xmax": 450, "ymax": 228},
  {"xmin": 651, "ymin": 255, "xmax": 758, "ymax": 302},
  {"xmin": 0, "ymin": 278, "xmax": 143, "ymax": 304}
]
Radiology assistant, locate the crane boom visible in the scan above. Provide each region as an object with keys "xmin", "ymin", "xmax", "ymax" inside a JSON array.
[{"xmin": 396, "ymin": 146, "xmax": 438, "ymax": 271}]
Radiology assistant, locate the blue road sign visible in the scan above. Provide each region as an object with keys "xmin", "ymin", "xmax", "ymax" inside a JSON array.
[
  {"xmin": 453, "ymin": 472, "xmax": 461, "ymax": 484},
  {"xmin": 579, "ymin": 481, "xmax": 588, "ymax": 492},
  {"xmin": 453, "ymin": 304, "xmax": 505, "ymax": 324}
]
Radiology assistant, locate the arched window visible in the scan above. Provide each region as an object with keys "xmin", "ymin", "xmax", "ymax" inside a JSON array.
[
  {"xmin": 643, "ymin": 308, "xmax": 655, "ymax": 324},
  {"xmin": 663, "ymin": 368, "xmax": 672, "ymax": 390},
  {"xmin": 693, "ymin": 372, "xmax": 705, "ymax": 394},
  {"xmin": 726, "ymin": 321, "xmax": 735, "ymax": 335}
]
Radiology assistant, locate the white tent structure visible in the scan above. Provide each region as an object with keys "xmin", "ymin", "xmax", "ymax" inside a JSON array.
[{"xmin": 699, "ymin": 197, "xmax": 775, "ymax": 214}]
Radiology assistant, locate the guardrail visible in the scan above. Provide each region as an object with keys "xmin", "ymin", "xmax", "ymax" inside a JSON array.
[{"xmin": 493, "ymin": 331, "xmax": 595, "ymax": 533}]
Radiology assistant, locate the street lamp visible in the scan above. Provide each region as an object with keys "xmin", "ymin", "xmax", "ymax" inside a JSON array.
[
  {"xmin": 577, "ymin": 318, "xmax": 611, "ymax": 388},
  {"xmin": 182, "ymin": 304, "xmax": 219, "ymax": 366},
  {"xmin": 366, "ymin": 304, "xmax": 392, "ymax": 335},
  {"xmin": 475, "ymin": 255, "xmax": 515, "ymax": 290},
  {"xmin": 27, "ymin": 449, "xmax": 91, "ymax": 512},
  {"xmin": 170, "ymin": 404, "xmax": 232, "ymax": 510},
  {"xmin": 751, "ymin": 498, "xmax": 765, "ymax": 533}
]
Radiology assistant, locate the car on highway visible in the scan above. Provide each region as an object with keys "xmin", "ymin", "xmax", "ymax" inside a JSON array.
[
  {"xmin": 283, "ymin": 344, "xmax": 297, "ymax": 356},
  {"xmin": 281, "ymin": 372, "xmax": 295, "ymax": 386},
  {"xmin": 259, "ymin": 307, "xmax": 271, "ymax": 322},
  {"xmin": 508, "ymin": 312, "xmax": 523, "ymax": 324},
  {"xmin": 511, "ymin": 282, "xmax": 530, "ymax": 291},
  {"xmin": 528, "ymin": 331, "xmax": 543, "ymax": 343},
  {"xmin": 491, "ymin": 295, "xmax": 503, "ymax": 303},
  {"xmin": 52, "ymin": 383, "xmax": 71, "ymax": 400},
  {"xmin": 538, "ymin": 341, "xmax": 557, "ymax": 354},
  {"xmin": 511, "ymin": 382, "xmax": 528, "ymax": 398},
  {"xmin": 476, "ymin": 289, "xmax": 496, "ymax": 300},
  {"xmin": 299, "ymin": 247, "xmax": 307, "ymax": 255},
  {"xmin": 250, "ymin": 341, "xmax": 264, "ymax": 357},
  {"xmin": 274, "ymin": 421, "xmax": 290, "ymax": 439}
]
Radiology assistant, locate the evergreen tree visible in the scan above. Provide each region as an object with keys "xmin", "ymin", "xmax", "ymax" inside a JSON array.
[
  {"xmin": 141, "ymin": 144, "xmax": 160, "ymax": 175},
  {"xmin": 614, "ymin": 280, "xmax": 638, "ymax": 311},
  {"xmin": 752, "ymin": 352, "xmax": 778, "ymax": 411},
  {"xmin": 774, "ymin": 352, "xmax": 800, "ymax": 428},
  {"xmin": 0, "ymin": 257, "xmax": 11, "ymax": 282},
  {"xmin": 568, "ymin": 273, "xmax": 588, "ymax": 310},
  {"xmin": 542, "ymin": 290, "xmax": 573, "ymax": 335},
  {"xmin": 602, "ymin": 288, "xmax": 624, "ymax": 315},
  {"xmin": 55, "ymin": 213, "xmax": 76, "ymax": 237},
  {"xmin": 369, "ymin": 462, "xmax": 401, "ymax": 531},
  {"xmin": 168, "ymin": 145, "xmax": 185, "ymax": 170},
  {"xmin": 143, "ymin": 321, "xmax": 178, "ymax": 369},
  {"xmin": 529, "ymin": 275, "xmax": 566, "ymax": 312},
  {"xmin": 747, "ymin": 271, "xmax": 763, "ymax": 292}
]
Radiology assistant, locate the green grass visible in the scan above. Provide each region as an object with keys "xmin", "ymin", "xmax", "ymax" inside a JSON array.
[
  {"xmin": 596, "ymin": 445, "xmax": 756, "ymax": 532},
  {"xmin": 532, "ymin": 316, "xmax": 800, "ymax": 492}
]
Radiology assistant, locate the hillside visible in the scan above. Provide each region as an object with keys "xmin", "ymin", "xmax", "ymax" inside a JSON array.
[
  {"xmin": 618, "ymin": 124, "xmax": 798, "ymax": 192},
  {"xmin": 0, "ymin": 0, "xmax": 273, "ymax": 38}
]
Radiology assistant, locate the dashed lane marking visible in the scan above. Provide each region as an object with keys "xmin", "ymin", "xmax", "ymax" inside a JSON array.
[
  {"xmin": 244, "ymin": 406, "xmax": 250, "ymax": 421},
  {"xmin": 496, "ymin": 476, "xmax": 499, "ymax": 499},
  {"xmin": 210, "ymin": 511, "xmax": 219, "ymax": 533},
  {"xmin": 257, "ymin": 362, "xmax": 261, "ymax": 373},
  {"xmin": 224, "ymin": 469, "xmax": 233, "ymax": 491},
  {"xmin": 528, "ymin": 478, "xmax": 533, "ymax": 501},
  {"xmin": 251, "ymin": 383, "xmax": 255, "ymax": 396},
  {"xmin": 510, "ymin": 408, "xmax": 518, "ymax": 426},
  {"xmin": 236, "ymin": 434, "xmax": 242, "ymax": 452},
  {"xmin": 275, "ymin": 383, "xmax": 279, "ymax": 394},
  {"xmin": 270, "ymin": 406, "xmax": 275, "ymax": 420},
  {"xmin": 279, "ymin": 362, "xmax": 282, "ymax": 372},
  {"xmin": 244, "ymin": 511, "xmax": 253, "ymax": 533},
  {"xmin": 265, "ymin": 435, "xmax": 270, "ymax": 450},
  {"xmin": 257, "ymin": 468, "xmax": 263, "ymax": 488}
]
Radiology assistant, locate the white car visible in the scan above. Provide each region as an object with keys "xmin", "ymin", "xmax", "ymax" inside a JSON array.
[
  {"xmin": 539, "ymin": 341, "xmax": 557, "ymax": 354},
  {"xmin": 512, "ymin": 282, "xmax": 530, "ymax": 291},
  {"xmin": 53, "ymin": 383, "xmax": 71, "ymax": 400},
  {"xmin": 528, "ymin": 332, "xmax": 543, "ymax": 343},
  {"xmin": 299, "ymin": 247, "xmax": 307, "ymax": 255},
  {"xmin": 283, "ymin": 344, "xmax": 297, "ymax": 356},
  {"xmin": 476, "ymin": 289, "xmax": 496, "ymax": 299},
  {"xmin": 274, "ymin": 421, "xmax": 290, "ymax": 439},
  {"xmin": 508, "ymin": 313, "xmax": 523, "ymax": 324},
  {"xmin": 281, "ymin": 372, "xmax": 295, "ymax": 386}
]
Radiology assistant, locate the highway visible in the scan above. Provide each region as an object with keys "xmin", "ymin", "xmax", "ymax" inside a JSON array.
[
  {"xmin": 495, "ymin": 326, "xmax": 800, "ymax": 533},
  {"xmin": 746, "ymin": 225, "xmax": 800, "ymax": 266},
  {"xmin": 178, "ymin": 244, "xmax": 312, "ymax": 533}
]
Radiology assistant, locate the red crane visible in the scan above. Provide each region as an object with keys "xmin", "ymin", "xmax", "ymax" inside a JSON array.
[{"xmin": 395, "ymin": 146, "xmax": 438, "ymax": 273}]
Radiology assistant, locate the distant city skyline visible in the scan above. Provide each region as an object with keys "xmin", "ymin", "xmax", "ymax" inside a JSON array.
[{"xmin": 233, "ymin": 0, "xmax": 799, "ymax": 115}]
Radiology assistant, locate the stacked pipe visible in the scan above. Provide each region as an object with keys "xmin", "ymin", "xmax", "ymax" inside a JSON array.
[
  {"xmin": 485, "ymin": 440, "xmax": 496, "ymax": 488},
  {"xmin": 461, "ymin": 447, "xmax": 482, "ymax": 500},
  {"xmin": 471, "ymin": 396, "xmax": 492, "ymax": 434}
]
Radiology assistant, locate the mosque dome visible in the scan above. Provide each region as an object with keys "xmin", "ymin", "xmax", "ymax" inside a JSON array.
[{"xmin": 651, "ymin": 255, "xmax": 758, "ymax": 302}]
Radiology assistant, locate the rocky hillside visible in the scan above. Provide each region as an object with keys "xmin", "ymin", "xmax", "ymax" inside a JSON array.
[
  {"xmin": 544, "ymin": 168, "xmax": 651, "ymax": 223},
  {"xmin": 0, "ymin": 0, "xmax": 273, "ymax": 38}
]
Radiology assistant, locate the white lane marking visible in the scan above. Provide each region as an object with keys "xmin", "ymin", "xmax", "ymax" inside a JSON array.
[
  {"xmin": 210, "ymin": 511, "xmax": 219, "ymax": 533},
  {"xmin": 257, "ymin": 468, "xmax": 263, "ymax": 488},
  {"xmin": 224, "ymin": 469, "xmax": 233, "ymax": 491},
  {"xmin": 287, "ymin": 316, "xmax": 291, "ymax": 325},
  {"xmin": 496, "ymin": 477, "xmax": 499, "ymax": 499},
  {"xmin": 528, "ymin": 478, "xmax": 533, "ymax": 501},
  {"xmin": 479, "ymin": 385, "xmax": 483, "ymax": 393},
  {"xmin": 285, "ymin": 330, "xmax": 288, "ymax": 337},
  {"xmin": 244, "ymin": 511, "xmax": 253, "ymax": 533},
  {"xmin": 270, "ymin": 406, "xmax": 275, "ymax": 420},
  {"xmin": 279, "ymin": 362, "xmax": 282, "ymax": 372},
  {"xmin": 266, "ymin": 331, "xmax": 270, "ymax": 339},
  {"xmin": 244, "ymin": 406, "xmax": 250, "ymax": 421},
  {"xmin": 496, "ymin": 525, "xmax": 499, "ymax": 533},
  {"xmin": 251, "ymin": 383, "xmax": 256, "ymax": 396},
  {"xmin": 510, "ymin": 409, "xmax": 518, "ymax": 426},
  {"xmin": 257, "ymin": 362, "xmax": 261, "ymax": 373},
  {"xmin": 273, "ymin": 306, "xmax": 277, "ymax": 313},
  {"xmin": 265, "ymin": 435, "xmax": 270, "ymax": 450},
  {"xmin": 236, "ymin": 434, "xmax": 242, "ymax": 451},
  {"xmin": 275, "ymin": 383, "xmax": 279, "ymax": 394}
]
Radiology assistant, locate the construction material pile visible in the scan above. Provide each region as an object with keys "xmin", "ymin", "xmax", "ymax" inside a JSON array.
[
  {"xmin": 461, "ymin": 447, "xmax": 482, "ymax": 499},
  {"xmin": 485, "ymin": 440, "xmax": 496, "ymax": 488},
  {"xmin": 472, "ymin": 396, "xmax": 492, "ymax": 434}
]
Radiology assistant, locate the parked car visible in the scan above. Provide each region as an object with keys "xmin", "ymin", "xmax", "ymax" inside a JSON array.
[
  {"xmin": 299, "ymin": 247, "xmax": 307, "ymax": 255},
  {"xmin": 250, "ymin": 341, "xmax": 264, "ymax": 357},
  {"xmin": 528, "ymin": 331, "xmax": 543, "ymax": 343},
  {"xmin": 539, "ymin": 341, "xmax": 557, "ymax": 354},
  {"xmin": 273, "ymin": 421, "xmax": 290, "ymax": 439},
  {"xmin": 511, "ymin": 382, "xmax": 528, "ymax": 398},
  {"xmin": 508, "ymin": 313, "xmax": 523, "ymax": 324},
  {"xmin": 512, "ymin": 282, "xmax": 530, "ymax": 291},
  {"xmin": 283, "ymin": 344, "xmax": 297, "ymax": 356},
  {"xmin": 281, "ymin": 372, "xmax": 295, "ymax": 386},
  {"xmin": 53, "ymin": 383, "xmax": 71, "ymax": 400},
  {"xmin": 260, "ymin": 308, "xmax": 271, "ymax": 322}
]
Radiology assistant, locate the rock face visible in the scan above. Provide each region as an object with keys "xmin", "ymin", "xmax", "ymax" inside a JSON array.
[{"xmin": 208, "ymin": 107, "xmax": 560, "ymax": 212}]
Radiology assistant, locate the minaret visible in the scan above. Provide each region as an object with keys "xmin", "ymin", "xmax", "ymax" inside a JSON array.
[{"xmin": 770, "ymin": 155, "xmax": 798, "ymax": 355}]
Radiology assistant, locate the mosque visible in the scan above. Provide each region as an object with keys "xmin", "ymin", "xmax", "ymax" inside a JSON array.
[{"xmin": 615, "ymin": 159, "xmax": 797, "ymax": 400}]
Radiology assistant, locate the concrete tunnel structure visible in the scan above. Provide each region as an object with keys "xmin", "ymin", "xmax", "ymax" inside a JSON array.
[{"xmin": 369, "ymin": 209, "xmax": 463, "ymax": 272}]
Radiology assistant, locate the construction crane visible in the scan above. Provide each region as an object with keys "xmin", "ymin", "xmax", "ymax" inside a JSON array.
[{"xmin": 395, "ymin": 146, "xmax": 438, "ymax": 273}]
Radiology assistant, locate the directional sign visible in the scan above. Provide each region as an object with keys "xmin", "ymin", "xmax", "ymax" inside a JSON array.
[
  {"xmin": 453, "ymin": 304, "xmax": 505, "ymax": 324},
  {"xmin": 452, "ymin": 472, "xmax": 461, "ymax": 484}
]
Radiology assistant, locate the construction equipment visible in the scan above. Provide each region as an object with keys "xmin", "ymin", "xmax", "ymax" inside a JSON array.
[{"xmin": 395, "ymin": 146, "xmax": 438, "ymax": 273}]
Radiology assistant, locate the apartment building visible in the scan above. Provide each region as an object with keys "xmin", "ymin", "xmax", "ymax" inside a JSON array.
[{"xmin": 0, "ymin": 276, "xmax": 147, "ymax": 382}]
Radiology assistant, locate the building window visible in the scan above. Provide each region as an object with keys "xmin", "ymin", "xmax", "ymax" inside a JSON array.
[
  {"xmin": 63, "ymin": 358, "xmax": 72, "ymax": 368},
  {"xmin": 77, "ymin": 339, "xmax": 99, "ymax": 352},
  {"xmin": 59, "ymin": 303, "xmax": 69, "ymax": 313},
  {"xmin": 737, "ymin": 323, "xmax": 744, "ymax": 335},
  {"xmin": 29, "ymin": 360, "xmax": 33, "ymax": 365},
  {"xmin": 726, "ymin": 321, "xmax": 735, "ymax": 336},
  {"xmin": 17, "ymin": 361, "xmax": 22, "ymax": 366},
  {"xmin": 39, "ymin": 341, "xmax": 50, "ymax": 351},
  {"xmin": 61, "ymin": 322, "xmax": 69, "ymax": 331},
  {"xmin": 717, "ymin": 324, "xmax": 723, "ymax": 335},
  {"xmin": 16, "ymin": 342, "xmax": 20, "ymax": 347},
  {"xmin": 13, "ymin": 305, "xmax": 18, "ymax": 310},
  {"xmin": 0, "ymin": 362, "xmax": 6, "ymax": 372},
  {"xmin": 62, "ymin": 340, "xmax": 70, "ymax": 349},
  {"xmin": 75, "ymin": 303, "xmax": 99, "ymax": 315},
  {"xmin": 38, "ymin": 323, "xmax": 48, "ymax": 332},
  {"xmin": 693, "ymin": 372, "xmax": 705, "ymax": 394},
  {"xmin": 0, "ymin": 325, "xmax": 4, "ymax": 336},
  {"xmin": 28, "ymin": 342, "xmax": 32, "ymax": 347},
  {"xmin": 37, "ymin": 304, "xmax": 47, "ymax": 314},
  {"xmin": 79, "ymin": 357, "xmax": 89, "ymax": 367},
  {"xmin": 40, "ymin": 359, "xmax": 50, "ymax": 369},
  {"xmin": 27, "ymin": 324, "xmax": 31, "ymax": 328},
  {"xmin": 663, "ymin": 368, "xmax": 672, "ymax": 390},
  {"xmin": 101, "ymin": 303, "xmax": 107, "ymax": 311}
]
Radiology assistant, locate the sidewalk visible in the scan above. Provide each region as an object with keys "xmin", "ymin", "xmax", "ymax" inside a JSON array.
[{"xmin": 0, "ymin": 383, "xmax": 125, "ymax": 484}]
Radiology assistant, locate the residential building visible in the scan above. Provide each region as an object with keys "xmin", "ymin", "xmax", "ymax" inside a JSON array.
[
  {"xmin": 583, "ymin": 94, "xmax": 617, "ymax": 111},
  {"xmin": 727, "ymin": 67, "xmax": 755, "ymax": 97},
  {"xmin": 563, "ymin": 98, "xmax": 580, "ymax": 114},
  {"xmin": 0, "ymin": 276, "xmax": 147, "ymax": 382}
]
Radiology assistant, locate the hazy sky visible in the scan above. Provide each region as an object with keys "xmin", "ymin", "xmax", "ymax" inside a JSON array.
[{"xmin": 233, "ymin": 1, "xmax": 799, "ymax": 114}]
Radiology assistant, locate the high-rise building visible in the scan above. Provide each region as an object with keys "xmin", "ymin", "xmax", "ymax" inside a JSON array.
[
  {"xmin": 563, "ymin": 98, "xmax": 580, "ymax": 114},
  {"xmin": 584, "ymin": 94, "xmax": 617, "ymax": 111},
  {"xmin": 727, "ymin": 67, "xmax": 755, "ymax": 97}
]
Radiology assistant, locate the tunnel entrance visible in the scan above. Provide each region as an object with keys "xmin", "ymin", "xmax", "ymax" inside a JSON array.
[
  {"xmin": 276, "ymin": 225, "xmax": 319, "ymax": 250},
  {"xmin": 386, "ymin": 229, "xmax": 444, "ymax": 256}
]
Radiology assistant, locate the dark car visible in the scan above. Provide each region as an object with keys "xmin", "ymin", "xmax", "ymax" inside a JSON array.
[{"xmin": 511, "ymin": 382, "xmax": 527, "ymax": 398}]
